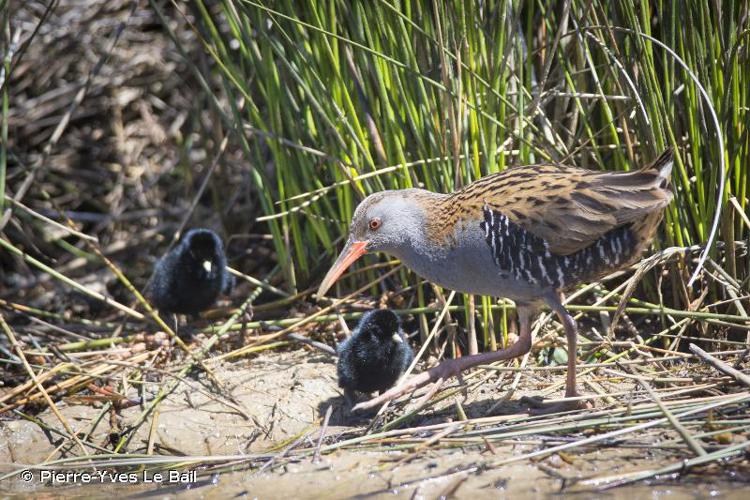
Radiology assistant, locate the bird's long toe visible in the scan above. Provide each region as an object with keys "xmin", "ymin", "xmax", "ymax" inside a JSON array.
[
  {"xmin": 350, "ymin": 357, "xmax": 468, "ymax": 412},
  {"xmin": 351, "ymin": 371, "xmax": 431, "ymax": 412}
]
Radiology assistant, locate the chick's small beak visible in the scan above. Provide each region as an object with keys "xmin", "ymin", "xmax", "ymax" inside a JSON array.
[
  {"xmin": 391, "ymin": 333, "xmax": 403, "ymax": 343},
  {"xmin": 202, "ymin": 260, "xmax": 212, "ymax": 273},
  {"xmin": 317, "ymin": 239, "xmax": 369, "ymax": 297}
]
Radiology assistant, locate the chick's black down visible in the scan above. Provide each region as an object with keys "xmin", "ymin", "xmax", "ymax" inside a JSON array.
[
  {"xmin": 336, "ymin": 309, "xmax": 413, "ymax": 395},
  {"xmin": 149, "ymin": 228, "xmax": 234, "ymax": 315}
]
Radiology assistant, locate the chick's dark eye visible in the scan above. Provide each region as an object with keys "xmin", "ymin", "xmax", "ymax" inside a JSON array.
[{"xmin": 369, "ymin": 218, "xmax": 382, "ymax": 231}]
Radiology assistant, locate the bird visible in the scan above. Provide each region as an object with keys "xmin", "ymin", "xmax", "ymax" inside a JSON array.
[
  {"xmin": 317, "ymin": 149, "xmax": 674, "ymax": 413},
  {"xmin": 335, "ymin": 309, "xmax": 414, "ymax": 408},
  {"xmin": 288, "ymin": 310, "xmax": 412, "ymax": 407},
  {"xmin": 148, "ymin": 228, "xmax": 234, "ymax": 317}
]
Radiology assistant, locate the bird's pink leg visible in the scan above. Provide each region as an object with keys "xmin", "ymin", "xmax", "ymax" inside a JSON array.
[
  {"xmin": 351, "ymin": 306, "xmax": 536, "ymax": 412},
  {"xmin": 522, "ymin": 294, "xmax": 591, "ymax": 414}
]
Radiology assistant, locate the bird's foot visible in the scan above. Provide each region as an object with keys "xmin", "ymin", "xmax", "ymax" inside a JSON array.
[
  {"xmin": 351, "ymin": 358, "xmax": 464, "ymax": 413},
  {"xmin": 520, "ymin": 395, "xmax": 592, "ymax": 415}
]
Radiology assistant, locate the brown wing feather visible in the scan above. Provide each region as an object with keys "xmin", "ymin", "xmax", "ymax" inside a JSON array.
[{"xmin": 446, "ymin": 150, "xmax": 674, "ymax": 255}]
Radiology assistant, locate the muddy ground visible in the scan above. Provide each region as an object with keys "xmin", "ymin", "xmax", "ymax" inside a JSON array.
[{"xmin": 1, "ymin": 349, "xmax": 749, "ymax": 498}]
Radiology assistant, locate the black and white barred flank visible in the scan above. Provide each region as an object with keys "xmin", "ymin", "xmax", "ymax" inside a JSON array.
[{"xmin": 479, "ymin": 206, "xmax": 637, "ymax": 289}]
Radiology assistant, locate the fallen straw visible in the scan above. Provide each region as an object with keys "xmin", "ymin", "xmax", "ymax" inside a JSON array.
[{"xmin": 689, "ymin": 343, "xmax": 750, "ymax": 387}]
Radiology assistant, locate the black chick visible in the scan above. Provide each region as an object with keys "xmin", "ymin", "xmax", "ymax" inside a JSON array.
[
  {"xmin": 336, "ymin": 309, "xmax": 414, "ymax": 407},
  {"xmin": 149, "ymin": 228, "xmax": 234, "ymax": 316}
]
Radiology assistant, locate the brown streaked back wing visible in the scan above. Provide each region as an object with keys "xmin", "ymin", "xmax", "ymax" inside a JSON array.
[{"xmin": 453, "ymin": 158, "xmax": 673, "ymax": 255}]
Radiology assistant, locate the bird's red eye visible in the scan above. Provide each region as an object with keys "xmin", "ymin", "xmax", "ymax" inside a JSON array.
[{"xmin": 369, "ymin": 218, "xmax": 382, "ymax": 231}]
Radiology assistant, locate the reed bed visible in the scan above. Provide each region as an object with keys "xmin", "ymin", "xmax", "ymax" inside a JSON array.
[{"xmin": 0, "ymin": 0, "xmax": 749, "ymax": 494}]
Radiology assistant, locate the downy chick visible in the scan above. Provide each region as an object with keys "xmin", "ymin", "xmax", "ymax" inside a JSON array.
[
  {"xmin": 336, "ymin": 309, "xmax": 413, "ymax": 407},
  {"xmin": 149, "ymin": 228, "xmax": 234, "ymax": 316}
]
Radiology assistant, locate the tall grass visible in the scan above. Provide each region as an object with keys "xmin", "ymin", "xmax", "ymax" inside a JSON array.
[
  {"xmin": 183, "ymin": 1, "xmax": 748, "ymax": 338},
  {"xmin": 0, "ymin": 1, "xmax": 10, "ymax": 214}
]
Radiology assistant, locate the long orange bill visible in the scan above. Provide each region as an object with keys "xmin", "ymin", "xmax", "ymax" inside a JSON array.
[{"xmin": 317, "ymin": 239, "xmax": 369, "ymax": 297}]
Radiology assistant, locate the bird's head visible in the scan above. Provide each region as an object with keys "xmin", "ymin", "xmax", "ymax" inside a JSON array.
[
  {"xmin": 318, "ymin": 189, "xmax": 428, "ymax": 296},
  {"xmin": 183, "ymin": 229, "xmax": 225, "ymax": 279},
  {"xmin": 357, "ymin": 309, "xmax": 404, "ymax": 345}
]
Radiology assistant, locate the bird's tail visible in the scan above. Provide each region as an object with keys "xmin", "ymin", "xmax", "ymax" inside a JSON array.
[
  {"xmin": 619, "ymin": 148, "xmax": 675, "ymax": 267},
  {"xmin": 640, "ymin": 147, "xmax": 674, "ymax": 188},
  {"xmin": 593, "ymin": 148, "xmax": 674, "ymax": 224}
]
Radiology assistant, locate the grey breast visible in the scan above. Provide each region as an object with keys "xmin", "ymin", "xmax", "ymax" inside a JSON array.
[{"xmin": 395, "ymin": 216, "xmax": 542, "ymax": 301}]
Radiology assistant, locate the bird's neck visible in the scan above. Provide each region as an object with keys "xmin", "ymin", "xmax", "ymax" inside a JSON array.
[
  {"xmin": 385, "ymin": 189, "xmax": 460, "ymax": 263},
  {"xmin": 386, "ymin": 189, "xmax": 451, "ymax": 245},
  {"xmin": 382, "ymin": 188, "xmax": 500, "ymax": 293},
  {"xmin": 409, "ymin": 188, "xmax": 476, "ymax": 246}
]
